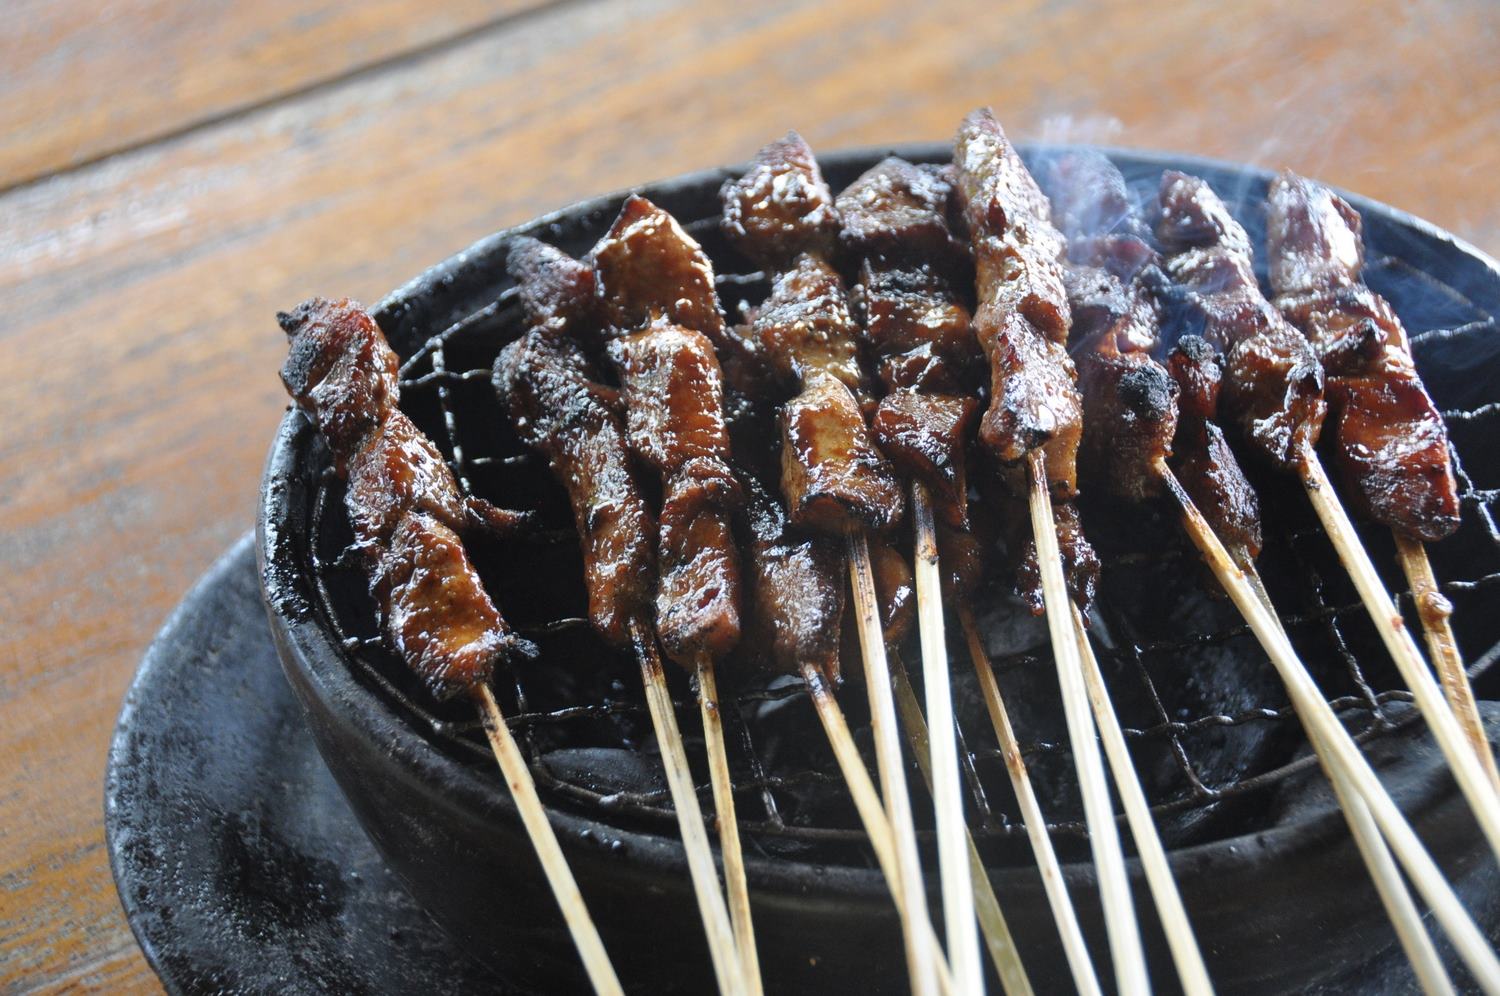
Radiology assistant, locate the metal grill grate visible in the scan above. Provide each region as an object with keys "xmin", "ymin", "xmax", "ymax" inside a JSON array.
[{"xmin": 300, "ymin": 169, "xmax": 1500, "ymax": 868}]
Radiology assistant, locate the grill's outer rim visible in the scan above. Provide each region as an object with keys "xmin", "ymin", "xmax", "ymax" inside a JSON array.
[{"xmin": 260, "ymin": 142, "xmax": 1494, "ymax": 892}]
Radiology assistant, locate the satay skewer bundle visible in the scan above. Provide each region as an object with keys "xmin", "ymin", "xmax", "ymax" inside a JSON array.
[{"xmin": 276, "ymin": 108, "xmax": 1500, "ymax": 996}]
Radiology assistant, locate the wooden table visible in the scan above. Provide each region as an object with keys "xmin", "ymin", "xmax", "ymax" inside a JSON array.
[{"xmin": 3, "ymin": 0, "xmax": 1497, "ymax": 990}]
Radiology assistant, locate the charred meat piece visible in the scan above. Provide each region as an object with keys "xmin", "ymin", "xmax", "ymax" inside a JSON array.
[
  {"xmin": 1166, "ymin": 337, "xmax": 1264, "ymax": 568},
  {"xmin": 495, "ymin": 329, "xmax": 657, "ymax": 648},
  {"xmin": 279, "ymin": 295, "xmax": 402, "ymax": 467},
  {"xmin": 838, "ymin": 156, "xmax": 984, "ymax": 528},
  {"xmin": 868, "ymin": 533, "xmax": 916, "ymax": 647},
  {"xmin": 377, "ymin": 512, "xmax": 522, "ymax": 699},
  {"xmin": 1267, "ymin": 173, "xmax": 1459, "ymax": 542},
  {"xmin": 858, "ymin": 261, "xmax": 981, "ymax": 393},
  {"xmin": 279, "ymin": 297, "xmax": 534, "ymax": 700},
  {"xmin": 935, "ymin": 520, "xmax": 988, "ymax": 604},
  {"xmin": 724, "ymin": 135, "xmax": 908, "ymax": 538},
  {"xmin": 953, "ymin": 111, "xmax": 1070, "ymax": 343},
  {"xmin": 871, "ymin": 391, "xmax": 978, "ymax": 529},
  {"xmin": 592, "ymin": 195, "xmax": 731, "ymax": 349},
  {"xmin": 607, "ymin": 322, "xmax": 744, "ymax": 661},
  {"xmin": 953, "ymin": 109, "xmax": 1083, "ymax": 497},
  {"xmin": 837, "ymin": 156, "xmax": 968, "ymax": 268},
  {"xmin": 1074, "ymin": 352, "xmax": 1178, "ymax": 502},
  {"xmin": 747, "ymin": 253, "xmax": 869, "ymax": 398},
  {"xmin": 781, "ymin": 370, "xmax": 907, "ymax": 533},
  {"xmin": 976, "ymin": 311, "xmax": 1083, "ymax": 495},
  {"xmin": 740, "ymin": 471, "xmax": 846, "ymax": 684},
  {"xmin": 1156, "ymin": 171, "xmax": 1326, "ymax": 469},
  {"xmin": 509, "ymin": 237, "xmax": 601, "ymax": 344},
  {"xmin": 1036, "ymin": 151, "xmax": 1178, "ymax": 502},
  {"xmin": 1008, "ymin": 494, "xmax": 1100, "ymax": 616},
  {"xmin": 720, "ymin": 131, "xmax": 840, "ymax": 270},
  {"xmin": 345, "ymin": 407, "xmax": 530, "ymax": 545}
]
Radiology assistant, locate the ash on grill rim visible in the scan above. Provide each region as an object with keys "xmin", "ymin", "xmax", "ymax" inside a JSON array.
[{"xmin": 293, "ymin": 145, "xmax": 1500, "ymax": 865}]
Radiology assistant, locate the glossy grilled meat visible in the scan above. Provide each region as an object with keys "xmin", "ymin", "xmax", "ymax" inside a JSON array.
[
  {"xmin": 953, "ymin": 110, "xmax": 1071, "ymax": 344},
  {"xmin": 1267, "ymin": 173, "xmax": 1460, "ymax": 541},
  {"xmin": 837, "ymin": 155, "xmax": 968, "ymax": 269},
  {"xmin": 856, "ymin": 261, "xmax": 979, "ymax": 394},
  {"xmin": 740, "ymin": 470, "xmax": 846, "ymax": 684},
  {"xmin": 953, "ymin": 109, "xmax": 1083, "ymax": 498},
  {"xmin": 1166, "ymin": 337, "xmax": 1264, "ymax": 569},
  {"xmin": 870, "ymin": 386, "xmax": 977, "ymax": 529},
  {"xmin": 720, "ymin": 130, "xmax": 841, "ymax": 270},
  {"xmin": 279, "ymin": 297, "xmax": 534, "ymax": 699},
  {"xmin": 279, "ymin": 295, "xmax": 401, "ymax": 469},
  {"xmin": 509, "ymin": 235, "xmax": 602, "ymax": 344},
  {"xmin": 379, "ymin": 512, "xmax": 522, "ymax": 698},
  {"xmin": 724, "ymin": 135, "xmax": 906, "ymax": 536},
  {"xmin": 495, "ymin": 328, "xmax": 657, "ymax": 648},
  {"xmin": 747, "ymin": 253, "xmax": 868, "ymax": 398},
  {"xmin": 1073, "ymin": 352, "xmax": 1178, "ymax": 502},
  {"xmin": 781, "ymin": 369, "xmax": 906, "ymax": 533},
  {"xmin": 344, "ymin": 407, "xmax": 530, "ymax": 545},
  {"xmin": 607, "ymin": 321, "xmax": 743, "ymax": 661},
  {"xmin": 1156, "ymin": 171, "xmax": 1326, "ymax": 470},
  {"xmin": 838, "ymin": 156, "xmax": 983, "ymax": 529},
  {"xmin": 976, "ymin": 311, "xmax": 1084, "ymax": 495},
  {"xmin": 868, "ymin": 532, "xmax": 916, "ymax": 646},
  {"xmin": 592, "ymin": 195, "xmax": 734, "ymax": 351},
  {"xmin": 1013, "ymin": 499, "xmax": 1100, "ymax": 615},
  {"xmin": 1038, "ymin": 150, "xmax": 1177, "ymax": 503}
]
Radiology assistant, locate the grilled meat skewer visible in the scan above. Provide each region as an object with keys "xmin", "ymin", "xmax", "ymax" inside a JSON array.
[
  {"xmin": 283, "ymin": 295, "xmax": 625, "ymax": 995},
  {"xmin": 953, "ymin": 108, "xmax": 1150, "ymax": 996},
  {"xmin": 280, "ymin": 297, "xmax": 535, "ymax": 700},
  {"xmin": 501, "ymin": 231, "xmax": 755, "ymax": 996},
  {"xmin": 722, "ymin": 131, "xmax": 939, "ymax": 996},
  {"xmin": 590, "ymin": 197, "xmax": 746, "ymax": 665},
  {"xmin": 495, "ymin": 239, "xmax": 658, "ymax": 649},
  {"xmin": 1266, "ymin": 172, "xmax": 1460, "ymax": 542},
  {"xmin": 723, "ymin": 134, "xmax": 907, "ymax": 535},
  {"xmin": 953, "ymin": 110, "xmax": 1098, "ymax": 614},
  {"xmin": 1037, "ymin": 150, "xmax": 1178, "ymax": 505},
  {"xmin": 838, "ymin": 156, "xmax": 982, "ymax": 530},
  {"xmin": 1155, "ymin": 171, "xmax": 1327, "ymax": 470},
  {"xmin": 1165, "ymin": 336, "xmax": 1264, "ymax": 570}
]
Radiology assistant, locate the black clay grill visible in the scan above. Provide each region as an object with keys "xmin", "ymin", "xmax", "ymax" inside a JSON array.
[{"xmin": 260, "ymin": 144, "xmax": 1500, "ymax": 994}]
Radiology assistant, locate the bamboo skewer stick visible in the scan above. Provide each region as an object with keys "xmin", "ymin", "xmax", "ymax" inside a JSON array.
[
  {"xmin": 961, "ymin": 608, "xmax": 1104, "ymax": 996},
  {"xmin": 1394, "ymin": 532, "xmax": 1500, "ymax": 795},
  {"xmin": 1069, "ymin": 606, "xmax": 1213, "ymax": 996},
  {"xmin": 847, "ymin": 532, "xmax": 943, "ymax": 996},
  {"xmin": 696, "ymin": 656, "xmax": 763, "ymax": 996},
  {"xmin": 1238, "ymin": 574, "xmax": 1455, "ymax": 996},
  {"xmin": 1300, "ymin": 452, "xmax": 1500, "ymax": 862},
  {"xmin": 1027, "ymin": 452, "xmax": 1150, "ymax": 996},
  {"xmin": 802, "ymin": 664, "xmax": 958, "ymax": 996},
  {"xmin": 632, "ymin": 623, "xmax": 748, "ymax": 996},
  {"xmin": 911, "ymin": 483, "xmax": 985, "ymax": 994},
  {"xmin": 1157, "ymin": 462, "xmax": 1500, "ymax": 992},
  {"xmin": 889, "ymin": 651, "xmax": 1034, "ymax": 996},
  {"xmin": 474, "ymin": 685, "xmax": 625, "ymax": 996}
]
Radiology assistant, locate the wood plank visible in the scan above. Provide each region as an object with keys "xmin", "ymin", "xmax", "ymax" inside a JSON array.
[
  {"xmin": 0, "ymin": 0, "xmax": 556, "ymax": 190},
  {"xmin": 1, "ymin": 0, "xmax": 1497, "ymax": 989}
]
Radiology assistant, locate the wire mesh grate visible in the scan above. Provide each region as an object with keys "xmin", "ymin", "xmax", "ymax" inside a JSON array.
[{"xmin": 299, "ymin": 177, "xmax": 1500, "ymax": 864}]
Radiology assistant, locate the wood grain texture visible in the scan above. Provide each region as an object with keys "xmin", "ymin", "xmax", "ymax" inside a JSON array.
[
  {"xmin": 0, "ymin": 0, "xmax": 555, "ymax": 190},
  {"xmin": 1, "ymin": 0, "xmax": 1497, "ymax": 990}
]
